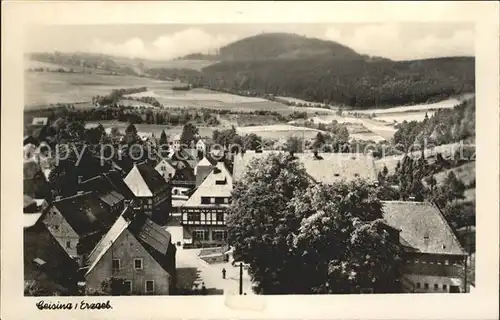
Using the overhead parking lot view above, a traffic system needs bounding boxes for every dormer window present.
[215,177,227,185]
[334,173,340,177]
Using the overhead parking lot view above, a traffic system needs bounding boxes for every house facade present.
[42,192,122,260]
[83,210,176,295]
[382,201,468,293]
[181,162,232,247]
[124,161,172,225]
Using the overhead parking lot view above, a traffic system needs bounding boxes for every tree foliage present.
[227,153,402,294]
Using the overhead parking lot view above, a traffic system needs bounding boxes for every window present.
[210,197,215,204]
[442,284,447,291]
[216,212,224,222]
[148,199,152,205]
[415,259,419,263]
[112,259,120,271]
[66,241,71,249]
[434,284,438,290]
[134,258,143,270]
[224,198,229,204]
[424,283,429,289]
[187,213,201,222]
[444,260,449,265]
[212,230,227,241]
[145,280,154,294]
[416,282,421,289]
[193,230,207,241]
[124,280,132,294]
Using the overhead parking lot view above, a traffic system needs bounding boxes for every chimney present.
[55,196,62,201]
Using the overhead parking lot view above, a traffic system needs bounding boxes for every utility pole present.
[239,262,243,295]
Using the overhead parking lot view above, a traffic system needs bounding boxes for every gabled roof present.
[155,158,177,178]
[85,209,174,277]
[196,156,212,168]
[24,222,80,295]
[124,162,168,197]
[52,192,119,237]
[24,213,44,228]
[381,201,466,256]
[233,151,377,184]
[183,162,233,208]
[80,173,129,204]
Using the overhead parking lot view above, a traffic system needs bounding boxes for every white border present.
[2,1,499,319]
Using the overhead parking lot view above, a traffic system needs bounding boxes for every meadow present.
[237,124,326,139]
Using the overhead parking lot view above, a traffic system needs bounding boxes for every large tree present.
[227,153,403,294]
[180,123,199,146]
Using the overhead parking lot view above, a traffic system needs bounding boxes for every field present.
[237,124,326,139]
[25,71,172,108]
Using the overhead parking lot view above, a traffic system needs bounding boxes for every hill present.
[177,33,363,61]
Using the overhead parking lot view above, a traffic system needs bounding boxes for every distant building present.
[82,209,176,295]
[24,213,80,296]
[181,162,232,247]
[23,160,51,200]
[32,117,48,126]
[172,134,181,151]
[233,151,378,185]
[124,161,172,225]
[382,201,468,293]
[196,139,207,153]
[155,159,177,182]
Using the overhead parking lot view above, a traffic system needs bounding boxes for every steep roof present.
[85,210,174,277]
[381,201,466,256]
[183,162,233,207]
[233,151,377,184]
[53,192,119,237]
[24,222,80,295]
[124,162,168,197]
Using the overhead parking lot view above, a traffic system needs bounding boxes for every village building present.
[82,209,177,295]
[382,201,468,293]
[32,117,49,126]
[181,162,233,247]
[24,159,51,200]
[79,172,131,216]
[42,191,122,262]
[124,161,172,225]
[24,212,81,296]
[171,134,181,150]
[233,151,378,185]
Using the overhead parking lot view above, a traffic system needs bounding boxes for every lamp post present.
[239,262,243,295]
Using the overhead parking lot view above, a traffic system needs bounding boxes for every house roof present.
[24,222,80,295]
[124,162,168,197]
[196,157,212,168]
[24,213,44,228]
[52,192,120,237]
[79,174,128,205]
[24,195,36,208]
[233,151,377,184]
[155,159,177,178]
[183,162,233,208]
[381,201,466,256]
[85,209,174,277]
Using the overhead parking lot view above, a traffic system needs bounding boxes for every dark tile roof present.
[53,192,120,237]
[85,210,175,277]
[125,162,168,197]
[382,201,466,256]
[128,213,176,276]
[24,222,80,295]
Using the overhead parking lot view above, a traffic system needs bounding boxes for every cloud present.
[323,24,474,60]
[89,28,238,60]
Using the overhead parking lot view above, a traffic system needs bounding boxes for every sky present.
[24,23,475,61]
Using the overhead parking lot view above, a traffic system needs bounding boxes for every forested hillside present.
[190,56,474,109]
[394,98,475,150]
